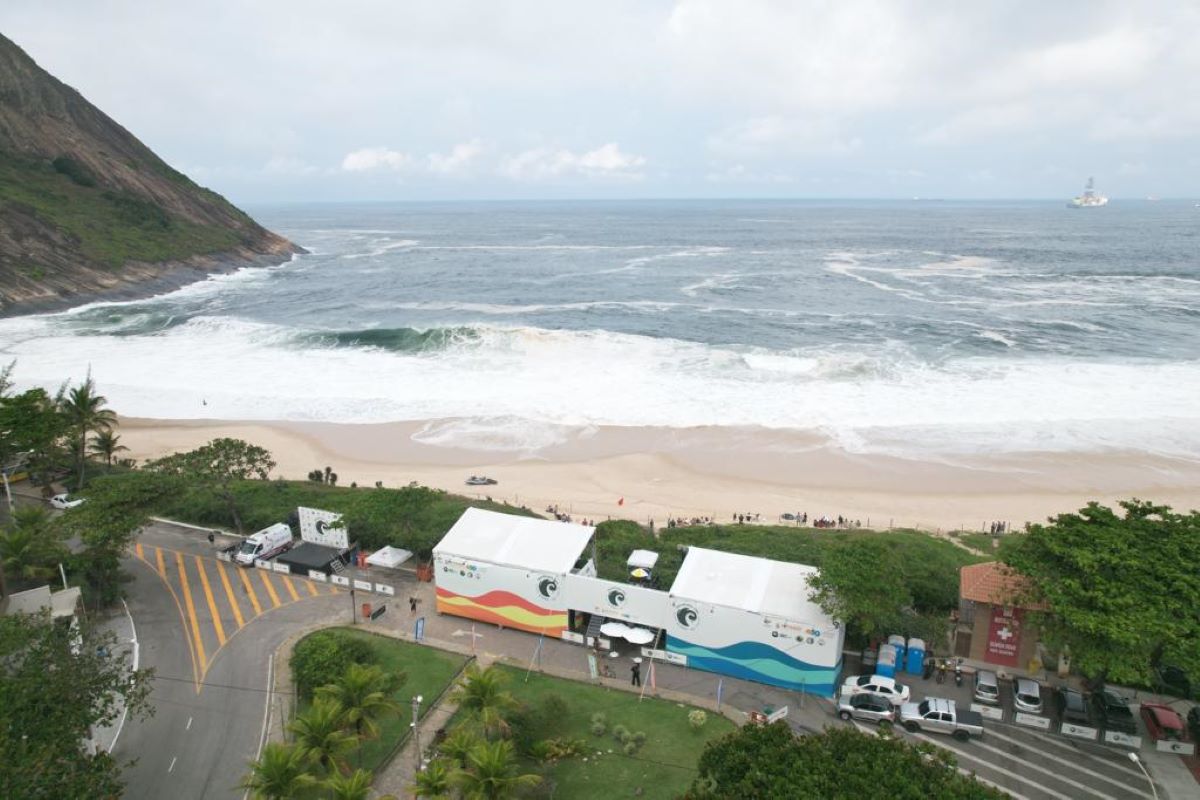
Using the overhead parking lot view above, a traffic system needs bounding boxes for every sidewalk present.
[90,599,139,755]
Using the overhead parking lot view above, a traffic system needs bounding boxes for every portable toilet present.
[888,634,906,667]
[876,644,897,679]
[906,638,926,675]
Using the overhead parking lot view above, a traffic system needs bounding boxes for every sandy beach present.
[115,416,1200,532]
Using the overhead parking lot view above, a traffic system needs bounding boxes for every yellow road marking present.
[175,552,208,672]
[328,583,341,594]
[135,542,144,560]
[237,566,263,616]
[305,580,320,597]
[214,560,245,629]
[156,547,167,579]
[194,557,227,647]
[281,575,301,602]
[258,570,282,608]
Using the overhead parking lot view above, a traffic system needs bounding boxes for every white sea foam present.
[3,312,1199,460]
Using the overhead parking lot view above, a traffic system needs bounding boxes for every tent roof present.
[366,546,412,569]
[626,549,659,569]
[434,507,594,574]
[669,546,826,622]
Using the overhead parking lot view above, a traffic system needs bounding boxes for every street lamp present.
[1128,752,1158,800]
[411,694,424,771]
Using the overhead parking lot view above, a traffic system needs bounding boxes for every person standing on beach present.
[631,662,641,687]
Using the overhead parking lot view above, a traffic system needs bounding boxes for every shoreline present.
[115,416,1200,532]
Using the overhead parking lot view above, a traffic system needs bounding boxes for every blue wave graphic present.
[667,635,841,696]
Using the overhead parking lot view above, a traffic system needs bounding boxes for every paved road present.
[114,523,350,799]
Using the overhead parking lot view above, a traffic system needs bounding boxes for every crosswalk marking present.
[155,546,167,579]
[281,575,301,602]
[135,542,144,560]
[175,552,208,671]
[193,556,227,647]
[237,565,263,615]
[258,569,282,608]
[306,580,320,597]
[213,559,246,629]
[907,731,1076,800]
[985,727,1149,797]
[969,738,1122,800]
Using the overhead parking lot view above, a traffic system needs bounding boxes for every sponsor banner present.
[353,579,373,591]
[254,559,271,570]
[1103,731,1142,748]
[370,604,387,620]
[374,583,395,596]
[640,647,688,665]
[561,631,585,644]
[297,506,349,549]
[272,562,290,574]
[331,574,350,587]
[415,617,425,641]
[1156,739,1196,755]
[767,706,789,723]
[1014,712,1051,730]
[984,606,1022,667]
[1060,722,1099,740]
[308,570,328,582]
[587,653,599,680]
[971,704,1004,720]
[559,574,670,624]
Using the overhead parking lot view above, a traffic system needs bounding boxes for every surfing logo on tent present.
[676,604,699,630]
[607,588,626,608]
[537,575,559,600]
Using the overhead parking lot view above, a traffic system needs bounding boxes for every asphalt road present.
[114,523,350,799]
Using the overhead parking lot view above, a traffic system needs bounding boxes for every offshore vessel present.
[1068,177,1108,208]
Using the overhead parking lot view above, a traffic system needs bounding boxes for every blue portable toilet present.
[876,644,897,679]
[888,634,906,667]
[906,638,926,675]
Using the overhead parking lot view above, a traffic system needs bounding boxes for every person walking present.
[631,662,641,687]
[409,596,419,614]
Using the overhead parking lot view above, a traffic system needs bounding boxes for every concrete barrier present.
[1014,712,1051,730]
[1060,722,1099,741]
[308,570,328,582]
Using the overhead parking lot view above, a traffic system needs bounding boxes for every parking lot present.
[840,659,1165,799]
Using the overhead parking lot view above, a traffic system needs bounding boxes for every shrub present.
[52,155,96,187]
[688,710,708,731]
[590,712,607,726]
[530,737,587,762]
[612,724,631,743]
[590,721,607,737]
[632,731,647,746]
[623,741,638,755]
[290,630,376,699]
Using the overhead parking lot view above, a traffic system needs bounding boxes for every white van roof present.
[249,523,292,541]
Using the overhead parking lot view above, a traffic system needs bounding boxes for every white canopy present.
[434,507,595,575]
[626,549,659,569]
[600,621,630,637]
[365,546,413,569]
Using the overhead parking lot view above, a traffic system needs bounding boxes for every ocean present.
[2,199,1198,461]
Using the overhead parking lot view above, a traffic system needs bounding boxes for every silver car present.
[973,670,1001,705]
[1013,678,1043,714]
[837,692,897,725]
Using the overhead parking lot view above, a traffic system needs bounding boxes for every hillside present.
[0,34,301,315]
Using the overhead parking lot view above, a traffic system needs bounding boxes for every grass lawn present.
[479,665,736,800]
[294,628,468,772]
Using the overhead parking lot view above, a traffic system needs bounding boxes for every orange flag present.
[618,497,624,506]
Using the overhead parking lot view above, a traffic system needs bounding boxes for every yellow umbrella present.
[630,568,649,579]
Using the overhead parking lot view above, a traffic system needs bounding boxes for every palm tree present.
[410,757,454,799]
[315,662,404,741]
[88,429,128,469]
[449,664,520,740]
[239,742,318,800]
[452,739,541,800]
[1,509,65,587]
[288,698,356,776]
[323,768,384,800]
[60,376,116,490]
[439,727,483,768]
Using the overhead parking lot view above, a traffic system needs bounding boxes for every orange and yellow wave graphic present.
[436,587,567,635]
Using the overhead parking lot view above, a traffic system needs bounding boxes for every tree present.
[0,610,154,799]
[0,387,70,499]
[316,662,404,741]
[88,428,129,468]
[410,757,455,799]
[1002,499,1200,685]
[147,437,276,533]
[807,538,911,644]
[451,739,541,800]
[239,742,318,800]
[0,514,67,588]
[291,629,376,700]
[288,698,356,776]
[60,376,117,490]
[687,722,1005,799]
[323,767,386,800]
[440,727,484,767]
[450,664,521,740]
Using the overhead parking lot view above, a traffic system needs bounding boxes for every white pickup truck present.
[899,698,985,741]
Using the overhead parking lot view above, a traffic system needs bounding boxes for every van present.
[973,670,1001,705]
[235,523,294,566]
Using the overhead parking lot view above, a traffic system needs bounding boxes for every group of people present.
[988,520,1011,535]
[665,516,712,528]
[545,504,597,526]
[811,515,862,529]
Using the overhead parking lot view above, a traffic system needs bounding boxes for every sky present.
[2,1,1198,202]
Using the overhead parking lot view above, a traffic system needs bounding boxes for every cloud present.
[263,155,320,176]
[427,139,485,175]
[709,116,862,158]
[704,164,793,184]
[499,143,646,181]
[341,147,413,172]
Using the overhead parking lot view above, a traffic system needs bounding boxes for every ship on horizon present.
[1068,177,1108,208]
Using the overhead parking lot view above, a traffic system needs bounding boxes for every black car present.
[1053,687,1094,727]
[1092,690,1137,734]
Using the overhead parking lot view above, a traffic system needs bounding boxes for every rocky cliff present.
[0,33,301,315]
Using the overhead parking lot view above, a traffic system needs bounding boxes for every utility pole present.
[411,694,424,771]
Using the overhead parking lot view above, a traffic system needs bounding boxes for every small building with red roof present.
[956,561,1047,670]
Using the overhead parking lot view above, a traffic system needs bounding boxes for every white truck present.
[234,523,294,566]
[899,698,985,741]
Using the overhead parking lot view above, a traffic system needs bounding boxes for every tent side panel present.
[434,556,568,636]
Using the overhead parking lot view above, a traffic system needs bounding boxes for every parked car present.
[1092,689,1137,734]
[973,670,1001,705]
[1053,687,1095,727]
[837,692,897,725]
[840,674,911,706]
[1154,665,1193,700]
[1140,703,1188,742]
[1012,678,1043,714]
[50,493,85,510]
[899,698,984,741]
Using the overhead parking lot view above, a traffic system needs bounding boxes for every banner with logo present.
[985,606,1022,666]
